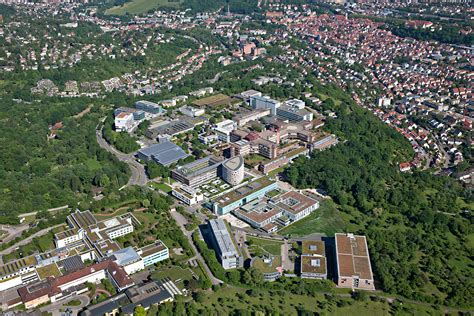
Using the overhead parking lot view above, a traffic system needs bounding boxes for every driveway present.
[0,224,64,256]
[170,209,223,285]
[40,294,90,316]
[95,123,148,187]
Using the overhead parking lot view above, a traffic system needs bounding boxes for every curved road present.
[170,209,223,285]
[0,224,64,257]
[40,294,90,315]
[95,123,148,187]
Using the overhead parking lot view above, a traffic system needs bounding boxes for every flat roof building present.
[171,156,223,188]
[138,241,169,267]
[171,185,204,206]
[277,104,313,122]
[135,100,163,114]
[221,155,244,186]
[136,141,189,166]
[271,191,319,221]
[208,219,243,269]
[300,240,327,280]
[233,200,283,231]
[335,233,375,290]
[212,177,278,215]
[250,96,280,115]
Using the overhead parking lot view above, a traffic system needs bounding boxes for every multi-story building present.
[232,140,251,156]
[18,260,134,309]
[114,112,134,132]
[211,177,278,215]
[335,233,375,290]
[135,100,163,114]
[138,241,169,267]
[258,156,289,175]
[214,119,236,143]
[233,200,283,233]
[250,96,280,115]
[109,247,144,275]
[54,228,86,248]
[221,156,244,186]
[180,106,205,117]
[300,240,327,279]
[114,107,145,121]
[277,105,313,122]
[136,141,189,166]
[311,135,339,151]
[171,185,204,206]
[208,219,243,269]
[171,156,223,188]
[235,109,270,127]
[0,256,38,292]
[239,89,262,102]
[271,191,319,221]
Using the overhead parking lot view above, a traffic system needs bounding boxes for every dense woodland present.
[390,24,473,46]
[286,84,473,307]
[0,98,130,224]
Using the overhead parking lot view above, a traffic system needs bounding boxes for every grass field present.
[85,159,102,171]
[192,94,233,107]
[149,182,172,193]
[279,200,346,237]
[152,265,194,289]
[105,0,182,16]
[197,285,447,315]
[247,236,283,256]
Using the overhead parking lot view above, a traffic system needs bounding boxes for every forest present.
[0,98,130,224]
[390,24,473,46]
[285,84,473,307]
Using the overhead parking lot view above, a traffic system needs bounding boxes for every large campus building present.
[208,219,243,270]
[250,95,280,115]
[171,156,223,188]
[18,260,134,309]
[335,233,375,290]
[232,190,319,233]
[300,240,327,279]
[0,209,171,309]
[135,100,163,114]
[211,177,278,215]
[221,155,244,186]
[136,141,189,166]
[171,185,204,206]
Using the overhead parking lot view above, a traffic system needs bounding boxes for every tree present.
[134,305,147,316]
[352,290,368,301]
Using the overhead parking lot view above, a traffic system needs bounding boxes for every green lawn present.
[279,200,346,237]
[85,159,102,171]
[105,0,182,15]
[196,285,447,315]
[247,236,283,256]
[152,265,194,289]
[149,182,172,193]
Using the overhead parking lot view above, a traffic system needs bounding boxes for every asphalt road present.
[95,124,148,187]
[0,224,64,257]
[40,294,90,316]
[170,209,223,286]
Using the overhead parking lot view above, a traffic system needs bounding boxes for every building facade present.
[208,219,243,270]
[335,233,375,290]
[138,241,169,267]
[221,156,244,186]
[171,186,204,206]
[250,96,280,115]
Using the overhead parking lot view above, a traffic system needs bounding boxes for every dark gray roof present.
[137,141,189,166]
[122,281,173,314]
[79,293,129,316]
[58,255,84,274]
